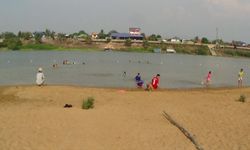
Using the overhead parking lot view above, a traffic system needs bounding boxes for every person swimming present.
[122,71,127,78]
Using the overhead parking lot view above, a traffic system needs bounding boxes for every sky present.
[0,0,249,43]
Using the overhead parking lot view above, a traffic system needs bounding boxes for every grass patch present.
[120,47,153,53]
[82,97,95,109]
[221,49,250,58]
[237,94,246,103]
[21,43,60,50]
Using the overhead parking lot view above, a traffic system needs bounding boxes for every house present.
[91,32,98,39]
[170,37,181,43]
[111,33,143,40]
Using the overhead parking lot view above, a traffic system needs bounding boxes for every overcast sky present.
[0,0,249,42]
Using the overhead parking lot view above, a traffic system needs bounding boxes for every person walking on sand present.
[36,67,45,86]
[238,68,244,87]
[146,74,160,90]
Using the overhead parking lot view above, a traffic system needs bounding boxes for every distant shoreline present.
[0,84,247,91]
[1,41,250,58]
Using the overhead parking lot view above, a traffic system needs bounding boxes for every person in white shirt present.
[36,67,45,86]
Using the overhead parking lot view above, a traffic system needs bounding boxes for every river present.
[0,50,249,88]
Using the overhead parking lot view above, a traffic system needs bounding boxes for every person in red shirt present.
[152,74,160,89]
[146,74,160,90]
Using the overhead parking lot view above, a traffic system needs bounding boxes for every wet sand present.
[0,86,249,150]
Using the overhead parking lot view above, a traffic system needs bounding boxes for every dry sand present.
[0,86,249,150]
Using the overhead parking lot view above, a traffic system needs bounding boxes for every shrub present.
[21,43,59,50]
[196,47,209,55]
[238,94,246,103]
[106,38,111,43]
[5,38,22,50]
[124,39,132,47]
[82,97,95,109]
[143,40,149,49]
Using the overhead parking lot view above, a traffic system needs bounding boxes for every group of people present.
[202,68,244,87]
[135,73,160,90]
[134,68,245,90]
[36,66,245,89]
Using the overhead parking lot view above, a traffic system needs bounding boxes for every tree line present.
[0,29,223,50]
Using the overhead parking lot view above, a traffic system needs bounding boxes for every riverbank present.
[1,38,250,58]
[0,85,249,150]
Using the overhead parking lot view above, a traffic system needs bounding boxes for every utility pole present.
[216,27,219,49]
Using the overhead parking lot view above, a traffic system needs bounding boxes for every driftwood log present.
[163,111,204,150]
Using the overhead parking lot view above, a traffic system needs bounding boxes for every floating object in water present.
[153,48,161,53]
[166,49,176,53]
[30,59,33,63]
[52,64,58,68]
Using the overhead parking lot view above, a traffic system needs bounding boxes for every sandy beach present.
[0,85,250,150]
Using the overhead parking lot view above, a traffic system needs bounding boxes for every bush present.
[143,40,149,49]
[5,38,22,50]
[82,97,95,109]
[124,39,132,47]
[196,47,209,55]
[21,43,59,50]
[238,94,246,103]
[106,38,111,43]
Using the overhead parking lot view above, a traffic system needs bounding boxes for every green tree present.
[4,38,22,50]
[98,29,107,39]
[143,39,149,49]
[33,32,43,43]
[148,34,158,41]
[18,31,32,40]
[201,37,209,44]
[125,39,132,47]
[194,36,199,43]
[78,30,87,35]
[156,34,162,39]
[85,35,92,44]
[57,33,66,42]
[2,32,16,39]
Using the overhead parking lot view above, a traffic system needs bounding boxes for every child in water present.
[238,68,244,87]
[205,71,212,87]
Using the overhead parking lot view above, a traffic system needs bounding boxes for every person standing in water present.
[205,71,212,87]
[146,74,160,90]
[36,67,45,86]
[135,73,144,88]
[238,68,244,87]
